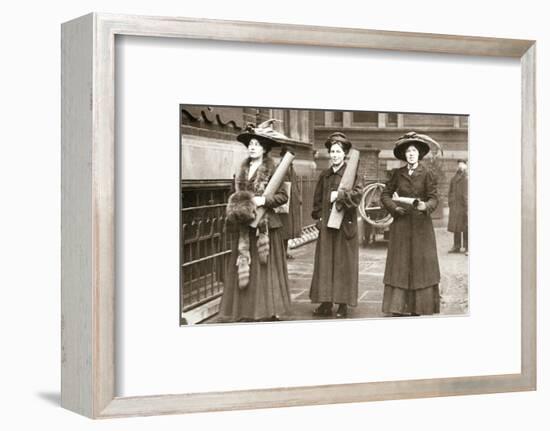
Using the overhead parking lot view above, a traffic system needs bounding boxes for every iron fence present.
[180,174,320,316]
[180,181,233,316]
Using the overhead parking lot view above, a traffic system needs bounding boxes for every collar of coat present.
[236,156,276,195]
[398,162,426,177]
[321,162,347,178]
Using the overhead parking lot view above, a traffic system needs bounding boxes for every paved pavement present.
[207,217,468,323]
[285,223,469,321]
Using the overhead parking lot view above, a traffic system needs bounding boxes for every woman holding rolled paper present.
[309,132,362,318]
[381,132,441,316]
[218,122,292,322]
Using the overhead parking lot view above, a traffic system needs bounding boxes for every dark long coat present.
[381,164,441,290]
[309,164,362,306]
[447,170,468,233]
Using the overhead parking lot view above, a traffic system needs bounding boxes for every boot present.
[335,304,348,318]
[313,302,333,317]
[449,232,461,253]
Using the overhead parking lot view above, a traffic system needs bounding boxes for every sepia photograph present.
[180,105,469,325]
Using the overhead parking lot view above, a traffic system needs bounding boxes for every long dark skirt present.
[309,225,359,307]
[382,284,440,315]
[218,227,291,322]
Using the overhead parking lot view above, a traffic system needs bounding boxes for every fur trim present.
[226,191,256,225]
[256,230,270,264]
[230,157,275,271]
[235,156,276,195]
[236,254,250,289]
[236,226,251,289]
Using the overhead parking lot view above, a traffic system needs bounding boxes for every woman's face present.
[248,138,265,160]
[329,144,346,166]
[405,145,419,165]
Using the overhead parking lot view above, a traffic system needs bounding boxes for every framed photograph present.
[61,13,536,419]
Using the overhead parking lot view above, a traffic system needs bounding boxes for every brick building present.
[313,110,469,208]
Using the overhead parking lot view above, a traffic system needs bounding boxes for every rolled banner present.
[392,196,419,209]
[250,151,295,228]
[327,149,360,229]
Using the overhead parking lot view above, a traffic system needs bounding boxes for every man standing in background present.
[447,159,468,256]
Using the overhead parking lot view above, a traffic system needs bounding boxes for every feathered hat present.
[237,119,287,150]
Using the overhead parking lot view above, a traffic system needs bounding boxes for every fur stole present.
[226,191,256,226]
[226,157,275,289]
[235,156,276,195]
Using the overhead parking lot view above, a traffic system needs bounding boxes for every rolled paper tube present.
[392,196,419,208]
[250,151,295,228]
[327,149,360,229]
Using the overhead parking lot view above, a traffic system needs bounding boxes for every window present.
[353,111,378,125]
[314,110,325,126]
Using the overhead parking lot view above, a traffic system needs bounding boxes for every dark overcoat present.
[309,164,362,306]
[381,164,441,290]
[447,170,468,233]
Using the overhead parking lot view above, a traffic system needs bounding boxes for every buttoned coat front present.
[381,164,441,290]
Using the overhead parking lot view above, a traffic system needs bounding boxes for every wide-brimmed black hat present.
[393,131,439,161]
[324,132,352,153]
[237,119,287,150]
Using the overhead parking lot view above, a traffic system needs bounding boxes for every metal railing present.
[180,175,320,315]
[180,182,233,315]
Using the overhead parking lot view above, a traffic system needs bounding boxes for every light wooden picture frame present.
[61,12,536,419]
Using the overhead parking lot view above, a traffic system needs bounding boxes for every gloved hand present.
[416,201,427,212]
[394,206,408,216]
[330,191,338,203]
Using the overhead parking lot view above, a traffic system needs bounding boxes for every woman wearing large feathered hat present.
[218,120,292,322]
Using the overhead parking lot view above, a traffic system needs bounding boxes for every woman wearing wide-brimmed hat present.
[380,131,441,316]
[309,132,363,318]
[218,120,291,322]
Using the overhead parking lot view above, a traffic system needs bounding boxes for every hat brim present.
[393,139,431,161]
[237,132,280,149]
